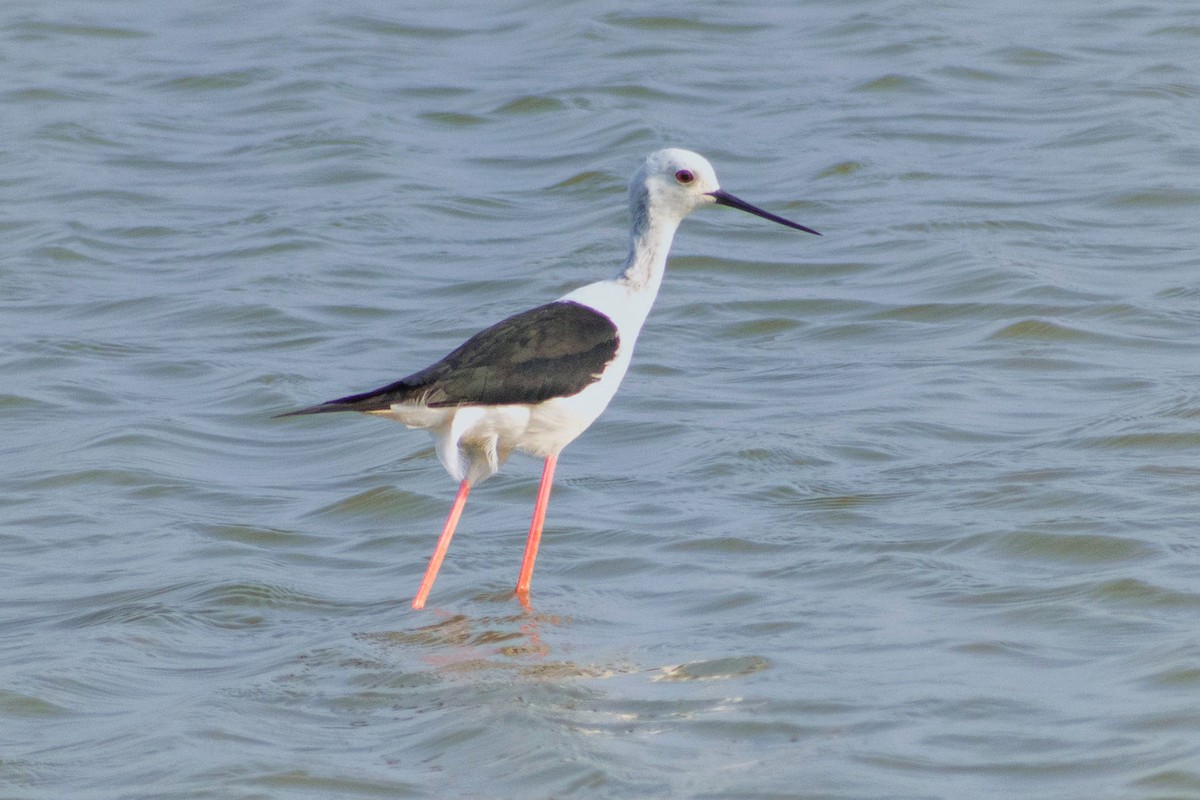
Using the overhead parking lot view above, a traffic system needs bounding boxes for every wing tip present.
[275,385,409,418]
[273,402,347,418]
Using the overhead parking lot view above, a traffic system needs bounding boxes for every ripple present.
[986,318,1097,342]
[656,656,769,682]
[1104,187,1200,208]
[0,689,71,718]
[987,531,1155,563]
[154,69,277,92]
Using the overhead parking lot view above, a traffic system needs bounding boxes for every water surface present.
[3,1,1200,797]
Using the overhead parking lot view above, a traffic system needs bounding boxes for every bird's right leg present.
[515,453,558,599]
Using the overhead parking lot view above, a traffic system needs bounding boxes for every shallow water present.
[4,1,1200,797]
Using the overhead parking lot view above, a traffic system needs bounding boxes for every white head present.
[633,148,722,220]
[631,148,820,234]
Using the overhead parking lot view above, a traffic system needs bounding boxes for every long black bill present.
[708,189,820,236]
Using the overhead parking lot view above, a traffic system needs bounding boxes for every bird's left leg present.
[412,478,471,609]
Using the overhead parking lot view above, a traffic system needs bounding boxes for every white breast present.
[371,279,651,486]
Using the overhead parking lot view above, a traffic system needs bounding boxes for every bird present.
[279,148,819,609]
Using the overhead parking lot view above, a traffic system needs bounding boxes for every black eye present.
[675,169,695,184]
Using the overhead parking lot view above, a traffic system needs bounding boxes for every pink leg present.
[516,454,558,598]
[412,479,471,610]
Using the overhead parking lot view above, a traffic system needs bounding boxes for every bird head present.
[634,148,820,235]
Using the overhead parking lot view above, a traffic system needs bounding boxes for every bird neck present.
[616,192,681,298]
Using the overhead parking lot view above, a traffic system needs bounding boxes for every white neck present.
[616,189,681,300]
[557,181,684,339]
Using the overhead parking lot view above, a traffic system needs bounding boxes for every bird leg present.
[516,454,557,598]
[411,478,471,609]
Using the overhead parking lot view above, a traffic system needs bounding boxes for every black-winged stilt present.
[280,149,819,609]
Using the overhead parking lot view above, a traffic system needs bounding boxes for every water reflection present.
[357,608,628,679]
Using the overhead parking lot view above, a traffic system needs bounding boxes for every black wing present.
[280,300,620,415]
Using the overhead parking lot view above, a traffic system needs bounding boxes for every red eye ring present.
[675,169,695,184]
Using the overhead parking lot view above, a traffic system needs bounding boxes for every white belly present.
[371,348,632,484]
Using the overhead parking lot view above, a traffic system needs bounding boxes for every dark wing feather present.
[278,301,620,416]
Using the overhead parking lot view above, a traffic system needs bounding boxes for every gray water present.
[4,1,1200,798]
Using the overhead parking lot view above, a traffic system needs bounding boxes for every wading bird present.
[279,149,819,608]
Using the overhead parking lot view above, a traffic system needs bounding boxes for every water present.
[4,0,1200,797]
